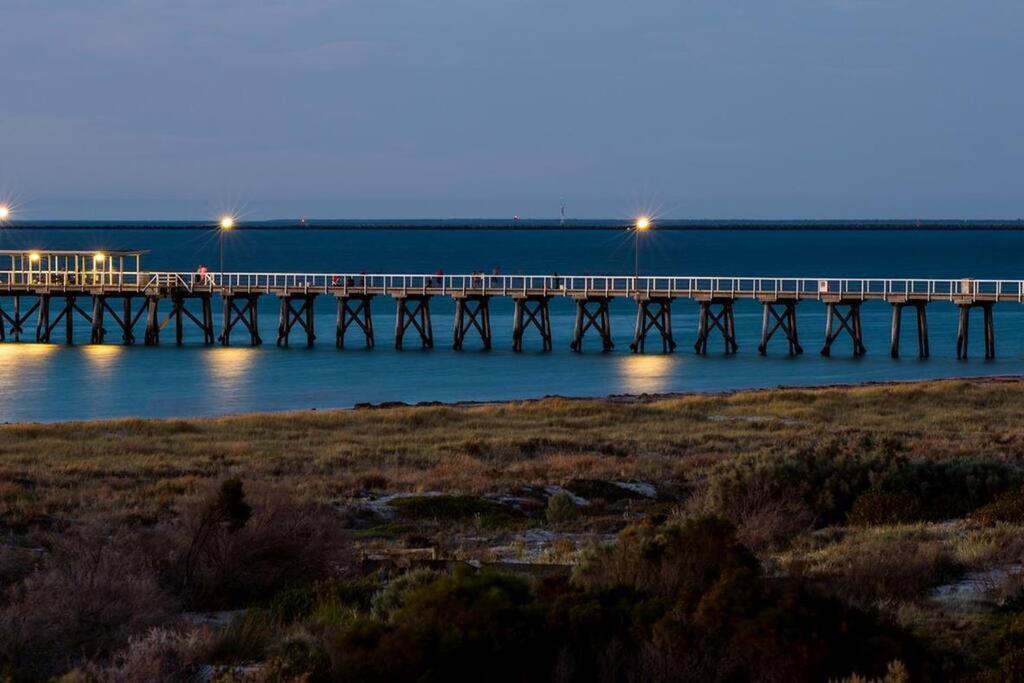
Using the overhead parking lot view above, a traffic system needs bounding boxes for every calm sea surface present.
[1,226,1022,422]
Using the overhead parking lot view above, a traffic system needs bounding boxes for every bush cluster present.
[702,444,1021,536]
[0,479,346,679]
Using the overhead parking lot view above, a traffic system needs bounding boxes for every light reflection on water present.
[616,354,678,395]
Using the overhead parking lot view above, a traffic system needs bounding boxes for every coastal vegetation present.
[3,378,1024,679]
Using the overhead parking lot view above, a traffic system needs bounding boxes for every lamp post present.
[219,215,235,284]
[633,216,651,291]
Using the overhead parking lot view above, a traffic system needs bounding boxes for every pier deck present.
[0,260,1018,357]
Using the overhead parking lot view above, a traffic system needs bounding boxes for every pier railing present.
[1,270,1023,302]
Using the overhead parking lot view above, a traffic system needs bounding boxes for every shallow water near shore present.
[1,226,1023,422]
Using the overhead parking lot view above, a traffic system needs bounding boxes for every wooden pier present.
[1,250,1022,358]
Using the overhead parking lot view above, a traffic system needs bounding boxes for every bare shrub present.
[170,479,349,609]
[805,528,959,605]
[0,524,175,677]
[84,627,209,682]
[691,475,815,551]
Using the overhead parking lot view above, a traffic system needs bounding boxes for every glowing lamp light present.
[219,216,235,230]
[635,216,651,231]
[94,252,106,264]
[0,205,9,221]
[28,252,40,263]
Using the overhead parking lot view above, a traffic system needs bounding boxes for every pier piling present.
[452,295,492,351]
[630,297,676,353]
[956,302,995,360]
[889,302,929,359]
[168,294,215,346]
[512,295,552,352]
[394,295,433,350]
[220,294,262,346]
[570,297,614,352]
[336,294,374,349]
[757,299,802,355]
[694,299,738,355]
[821,301,866,357]
[277,294,317,348]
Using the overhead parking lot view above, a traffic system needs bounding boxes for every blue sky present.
[0,0,1021,220]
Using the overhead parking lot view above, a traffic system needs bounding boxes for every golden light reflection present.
[204,346,256,387]
[616,353,675,395]
[28,252,40,262]
[81,344,123,375]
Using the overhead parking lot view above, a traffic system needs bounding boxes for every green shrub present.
[546,491,580,524]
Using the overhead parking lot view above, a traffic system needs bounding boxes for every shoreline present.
[3,373,1021,427]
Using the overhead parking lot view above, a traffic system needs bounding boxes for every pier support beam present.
[90,296,107,344]
[167,294,215,346]
[0,296,39,342]
[336,294,374,349]
[630,297,676,353]
[821,301,866,357]
[512,295,552,352]
[757,299,802,356]
[452,295,491,351]
[570,297,614,352]
[956,302,995,360]
[36,295,92,345]
[694,298,738,355]
[889,301,929,359]
[277,294,317,348]
[95,296,147,345]
[394,295,433,350]
[220,294,262,346]
[144,296,161,346]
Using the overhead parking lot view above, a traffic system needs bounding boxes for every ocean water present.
[0,226,1022,422]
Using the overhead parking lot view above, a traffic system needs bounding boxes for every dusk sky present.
[1,1,1021,220]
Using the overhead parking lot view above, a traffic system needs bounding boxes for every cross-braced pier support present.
[394,295,433,350]
[452,295,492,351]
[336,294,374,349]
[630,297,676,353]
[694,298,738,355]
[956,302,995,360]
[89,295,147,345]
[821,301,866,357]
[277,294,317,347]
[889,301,929,359]
[36,294,93,345]
[0,296,40,342]
[757,299,802,356]
[165,294,215,346]
[219,294,263,346]
[570,297,614,352]
[512,295,552,352]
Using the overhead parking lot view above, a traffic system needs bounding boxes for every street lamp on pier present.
[632,215,651,291]
[219,215,235,284]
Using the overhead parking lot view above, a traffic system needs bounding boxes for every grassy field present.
[4,377,1024,680]
[3,377,1024,530]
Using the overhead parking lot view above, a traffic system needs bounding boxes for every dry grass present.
[4,378,1024,531]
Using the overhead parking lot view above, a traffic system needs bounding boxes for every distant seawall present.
[6,219,1024,231]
